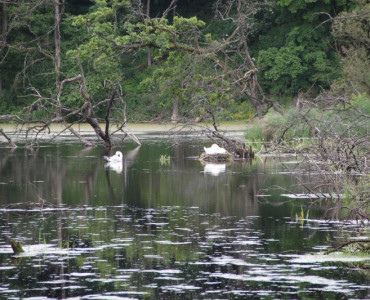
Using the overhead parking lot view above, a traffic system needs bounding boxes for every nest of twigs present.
[199,152,233,162]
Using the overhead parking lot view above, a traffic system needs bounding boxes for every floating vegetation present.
[160,154,171,165]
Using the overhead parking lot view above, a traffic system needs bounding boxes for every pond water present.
[0,131,369,299]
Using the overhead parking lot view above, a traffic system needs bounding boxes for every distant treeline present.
[0,0,368,121]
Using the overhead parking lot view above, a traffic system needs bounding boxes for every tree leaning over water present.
[0,0,140,150]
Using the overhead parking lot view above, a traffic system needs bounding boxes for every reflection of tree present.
[81,148,100,206]
[123,146,141,189]
[0,146,16,174]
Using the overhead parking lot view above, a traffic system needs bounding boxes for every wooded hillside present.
[0,0,368,122]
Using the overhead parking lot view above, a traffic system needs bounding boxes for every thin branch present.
[326,239,370,255]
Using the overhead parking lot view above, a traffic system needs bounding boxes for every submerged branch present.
[326,239,370,255]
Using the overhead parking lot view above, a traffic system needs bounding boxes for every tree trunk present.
[0,3,7,96]
[77,78,113,151]
[146,0,152,67]
[1,3,7,40]
[54,0,62,117]
[171,99,179,123]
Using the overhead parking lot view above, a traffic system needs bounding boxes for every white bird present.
[204,144,227,155]
[103,151,123,163]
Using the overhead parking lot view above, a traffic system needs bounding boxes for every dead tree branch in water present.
[326,239,370,254]
[270,93,369,225]
[0,73,140,149]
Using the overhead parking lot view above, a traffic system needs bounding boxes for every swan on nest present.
[203,144,227,155]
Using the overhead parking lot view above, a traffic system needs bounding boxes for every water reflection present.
[202,162,226,176]
[0,205,368,299]
[105,161,123,173]
[0,137,368,299]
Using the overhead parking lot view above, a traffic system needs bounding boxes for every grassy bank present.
[245,94,370,147]
[243,95,369,244]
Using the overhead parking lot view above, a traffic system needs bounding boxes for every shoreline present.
[0,122,247,133]
[0,122,247,144]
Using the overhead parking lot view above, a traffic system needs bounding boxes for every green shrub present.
[218,101,255,121]
[351,94,370,116]
[245,122,264,142]
[245,107,317,143]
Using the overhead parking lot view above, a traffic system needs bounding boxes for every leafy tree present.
[64,0,125,110]
[0,0,57,112]
[331,0,370,97]
[0,0,134,150]
[256,0,350,98]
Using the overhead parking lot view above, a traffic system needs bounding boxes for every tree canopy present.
[0,0,368,123]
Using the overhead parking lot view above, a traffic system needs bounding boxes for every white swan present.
[203,144,227,155]
[103,151,123,163]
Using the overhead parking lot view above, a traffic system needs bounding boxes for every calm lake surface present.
[0,129,369,299]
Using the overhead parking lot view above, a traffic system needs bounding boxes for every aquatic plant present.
[295,206,310,226]
[10,239,24,254]
[160,155,171,165]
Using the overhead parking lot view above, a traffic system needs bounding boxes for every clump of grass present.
[245,122,264,142]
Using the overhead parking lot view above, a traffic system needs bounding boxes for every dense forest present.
[0,0,368,123]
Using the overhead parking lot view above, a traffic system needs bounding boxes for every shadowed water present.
[0,133,368,299]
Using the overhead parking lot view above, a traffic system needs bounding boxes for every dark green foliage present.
[331,0,370,97]
[0,1,57,117]
[255,0,350,98]
[0,0,367,120]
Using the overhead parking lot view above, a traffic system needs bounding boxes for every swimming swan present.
[103,151,123,163]
[203,144,227,155]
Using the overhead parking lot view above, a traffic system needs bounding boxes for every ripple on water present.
[0,204,368,299]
